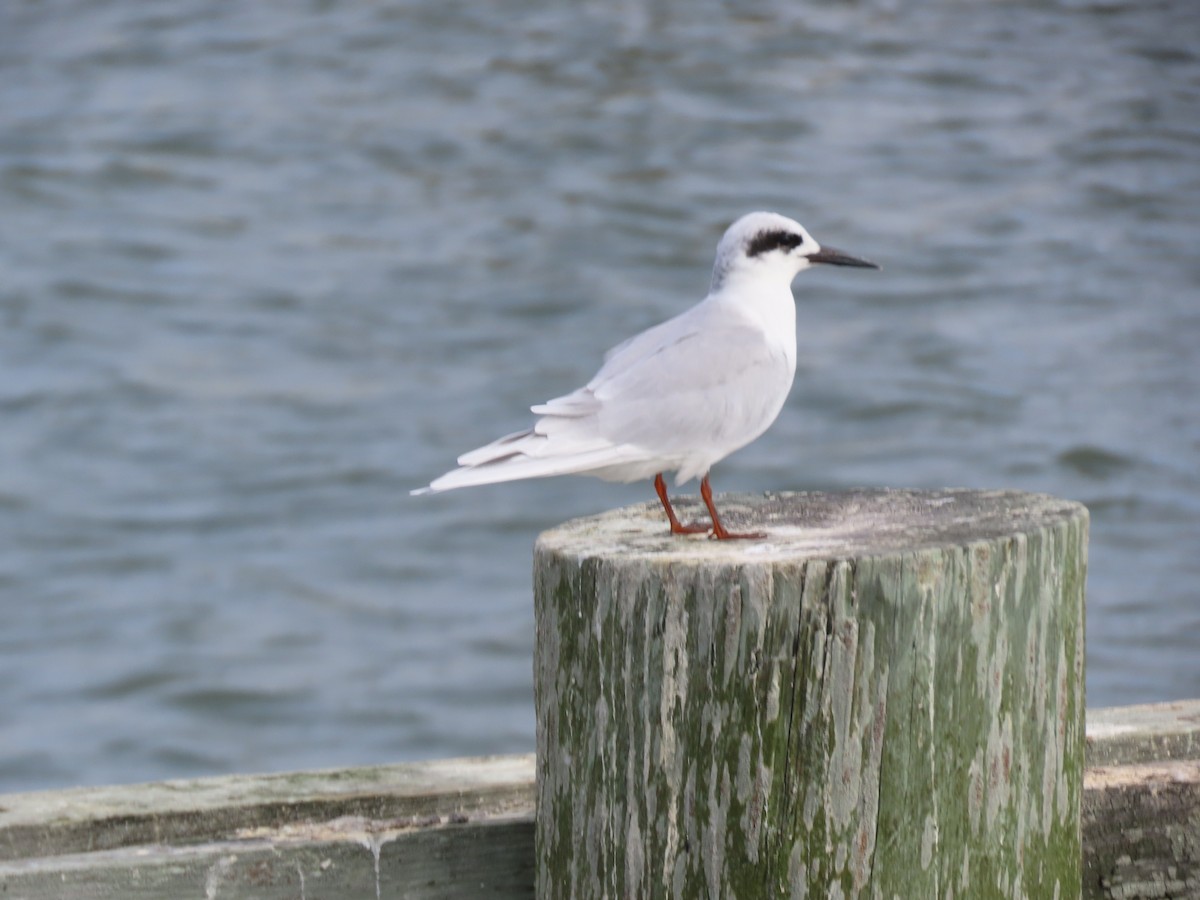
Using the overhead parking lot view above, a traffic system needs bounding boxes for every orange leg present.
[653,473,709,535]
[699,474,766,541]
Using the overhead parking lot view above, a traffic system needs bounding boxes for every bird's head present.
[711,211,878,291]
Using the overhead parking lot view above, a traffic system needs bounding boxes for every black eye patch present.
[746,229,804,257]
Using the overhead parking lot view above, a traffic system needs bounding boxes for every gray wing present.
[535,303,792,456]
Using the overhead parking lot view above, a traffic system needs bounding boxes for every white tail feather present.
[456,428,535,467]
[412,444,644,494]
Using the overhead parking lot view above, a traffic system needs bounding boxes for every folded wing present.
[413,301,789,492]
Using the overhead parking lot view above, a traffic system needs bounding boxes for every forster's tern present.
[413,212,878,539]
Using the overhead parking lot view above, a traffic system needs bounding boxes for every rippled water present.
[1,0,1197,791]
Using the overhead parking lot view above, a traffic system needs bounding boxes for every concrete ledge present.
[0,706,1196,898]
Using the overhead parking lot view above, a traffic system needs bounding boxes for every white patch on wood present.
[204,854,237,899]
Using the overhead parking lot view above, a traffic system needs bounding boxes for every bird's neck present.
[709,275,797,344]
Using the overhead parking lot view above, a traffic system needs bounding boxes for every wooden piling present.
[533,489,1089,899]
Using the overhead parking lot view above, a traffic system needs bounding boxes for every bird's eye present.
[747,230,804,257]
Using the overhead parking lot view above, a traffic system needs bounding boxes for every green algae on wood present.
[533,489,1088,899]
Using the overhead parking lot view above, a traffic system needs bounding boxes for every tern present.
[413,212,878,539]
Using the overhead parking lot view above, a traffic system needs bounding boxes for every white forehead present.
[719,212,811,255]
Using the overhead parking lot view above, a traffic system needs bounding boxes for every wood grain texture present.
[1081,701,1200,896]
[0,754,534,861]
[1082,760,1200,899]
[534,489,1089,899]
[1,704,1199,897]
[1086,700,1200,768]
[0,816,536,900]
[0,755,536,900]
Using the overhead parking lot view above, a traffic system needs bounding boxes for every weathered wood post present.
[533,489,1088,899]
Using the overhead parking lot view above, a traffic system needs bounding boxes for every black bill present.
[808,245,880,269]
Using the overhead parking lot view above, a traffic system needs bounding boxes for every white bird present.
[413,212,878,540]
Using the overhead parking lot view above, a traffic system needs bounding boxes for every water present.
[0,0,1197,793]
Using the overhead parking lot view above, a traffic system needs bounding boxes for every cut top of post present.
[536,488,1087,563]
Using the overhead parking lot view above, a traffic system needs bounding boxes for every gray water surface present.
[1,0,1197,791]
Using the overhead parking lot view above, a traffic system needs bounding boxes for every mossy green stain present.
[535,498,1086,899]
